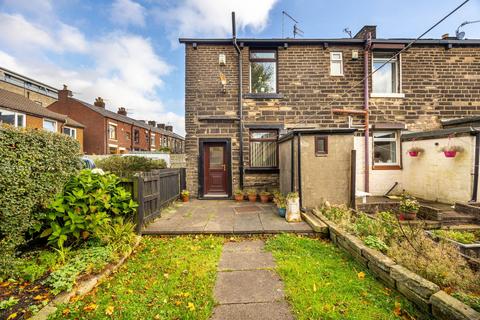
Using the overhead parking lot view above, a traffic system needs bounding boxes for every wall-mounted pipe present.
[364,32,372,193]
[232,12,244,189]
[471,132,480,202]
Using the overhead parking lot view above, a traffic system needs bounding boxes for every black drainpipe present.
[471,131,480,202]
[297,132,303,210]
[232,12,244,189]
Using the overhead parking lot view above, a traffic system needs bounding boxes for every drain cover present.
[233,205,261,214]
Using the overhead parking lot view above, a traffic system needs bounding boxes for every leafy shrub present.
[433,230,477,244]
[45,245,112,294]
[42,169,138,247]
[94,218,137,257]
[363,235,389,252]
[0,126,80,269]
[318,204,353,226]
[95,156,167,175]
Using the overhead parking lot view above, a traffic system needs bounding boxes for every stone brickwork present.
[184,42,480,196]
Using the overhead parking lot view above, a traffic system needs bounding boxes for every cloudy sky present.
[1,0,479,135]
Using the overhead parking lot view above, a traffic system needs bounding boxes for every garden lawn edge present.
[313,209,480,320]
[29,237,142,320]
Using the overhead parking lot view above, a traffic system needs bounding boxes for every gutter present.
[232,12,244,189]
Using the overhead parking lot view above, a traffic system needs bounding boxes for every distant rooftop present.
[0,67,58,99]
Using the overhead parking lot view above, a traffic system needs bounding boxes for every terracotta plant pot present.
[408,151,419,157]
[400,212,416,220]
[248,194,257,202]
[260,195,269,203]
[234,194,244,202]
[182,196,189,202]
[444,150,457,158]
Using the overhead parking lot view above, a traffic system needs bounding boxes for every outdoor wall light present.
[219,54,226,66]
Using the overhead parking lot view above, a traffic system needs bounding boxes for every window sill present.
[372,165,402,170]
[245,168,279,174]
[244,93,284,100]
[370,93,405,98]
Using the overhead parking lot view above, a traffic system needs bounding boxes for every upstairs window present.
[372,52,400,94]
[151,133,155,147]
[134,129,140,144]
[373,131,399,166]
[250,50,277,94]
[108,123,117,140]
[330,52,343,76]
[63,127,76,138]
[249,129,278,168]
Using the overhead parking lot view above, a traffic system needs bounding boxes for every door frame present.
[198,138,232,199]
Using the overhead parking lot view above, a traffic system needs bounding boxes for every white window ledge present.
[370,92,405,98]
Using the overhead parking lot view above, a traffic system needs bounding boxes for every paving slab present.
[222,240,265,252]
[218,251,275,271]
[233,213,263,232]
[211,301,294,320]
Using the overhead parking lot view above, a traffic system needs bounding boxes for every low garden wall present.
[314,211,480,320]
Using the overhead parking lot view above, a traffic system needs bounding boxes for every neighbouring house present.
[180,21,480,206]
[0,67,58,107]
[0,88,84,151]
[48,86,185,155]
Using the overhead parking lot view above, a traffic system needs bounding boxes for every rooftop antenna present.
[456,19,480,39]
[343,28,353,38]
[282,11,303,38]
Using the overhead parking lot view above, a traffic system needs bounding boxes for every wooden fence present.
[120,168,186,234]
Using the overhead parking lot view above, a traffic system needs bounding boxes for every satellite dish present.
[456,31,465,40]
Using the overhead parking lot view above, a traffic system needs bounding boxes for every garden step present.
[442,224,480,231]
[441,211,477,224]
[301,211,329,235]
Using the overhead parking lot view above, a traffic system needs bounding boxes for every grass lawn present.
[50,236,224,320]
[266,234,422,320]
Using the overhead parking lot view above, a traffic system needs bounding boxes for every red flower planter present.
[408,151,419,157]
[444,150,457,158]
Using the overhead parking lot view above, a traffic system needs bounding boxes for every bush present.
[95,156,167,175]
[0,126,80,267]
[95,218,137,257]
[432,230,477,244]
[42,169,138,247]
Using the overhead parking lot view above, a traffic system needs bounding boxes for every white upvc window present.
[43,119,57,132]
[63,126,76,138]
[372,52,401,94]
[373,131,400,166]
[108,122,117,140]
[330,52,343,76]
[151,133,156,147]
[0,108,26,127]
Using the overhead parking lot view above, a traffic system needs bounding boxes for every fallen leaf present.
[7,313,17,320]
[33,294,47,300]
[105,305,114,315]
[394,301,401,316]
[175,300,182,306]
[62,308,70,316]
[83,303,98,312]
[357,272,365,280]
[313,283,317,292]
[187,302,195,311]
[163,273,169,279]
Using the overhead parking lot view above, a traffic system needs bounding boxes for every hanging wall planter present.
[440,146,463,158]
[443,150,457,158]
[406,140,423,158]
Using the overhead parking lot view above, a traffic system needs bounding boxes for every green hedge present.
[95,155,167,175]
[0,126,80,261]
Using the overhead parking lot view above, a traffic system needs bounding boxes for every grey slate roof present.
[74,99,184,140]
[0,88,84,128]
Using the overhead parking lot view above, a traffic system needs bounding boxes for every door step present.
[301,211,329,236]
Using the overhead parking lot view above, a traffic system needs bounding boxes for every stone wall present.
[315,211,480,320]
[184,42,480,197]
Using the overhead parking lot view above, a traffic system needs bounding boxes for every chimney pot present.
[157,123,165,129]
[148,120,156,127]
[94,97,105,108]
[117,107,127,116]
[442,33,449,39]
[165,125,173,132]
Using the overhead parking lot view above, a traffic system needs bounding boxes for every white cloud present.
[111,0,146,28]
[0,13,56,50]
[1,0,53,16]
[156,0,278,39]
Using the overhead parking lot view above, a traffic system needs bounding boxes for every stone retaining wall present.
[314,211,480,320]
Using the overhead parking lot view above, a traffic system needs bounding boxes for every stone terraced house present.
[180,24,480,204]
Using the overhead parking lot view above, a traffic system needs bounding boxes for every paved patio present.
[142,199,313,235]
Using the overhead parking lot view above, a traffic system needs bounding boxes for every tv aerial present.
[456,20,480,39]
[282,11,304,38]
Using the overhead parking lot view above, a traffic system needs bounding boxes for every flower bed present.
[313,205,480,319]
[428,230,480,263]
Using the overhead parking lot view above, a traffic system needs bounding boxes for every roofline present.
[440,116,480,126]
[179,38,480,46]
[401,127,480,141]
[0,66,59,92]
[0,103,67,123]
[279,128,357,143]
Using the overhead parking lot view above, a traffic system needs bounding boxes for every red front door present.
[204,143,227,195]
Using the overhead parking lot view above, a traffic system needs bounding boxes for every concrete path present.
[211,240,294,320]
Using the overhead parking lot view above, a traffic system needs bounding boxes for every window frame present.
[372,130,401,169]
[108,122,117,140]
[151,133,156,147]
[248,129,279,169]
[0,108,26,127]
[43,118,57,132]
[249,49,278,94]
[330,52,344,76]
[63,126,76,139]
[315,135,329,156]
[372,52,402,95]
[133,129,140,144]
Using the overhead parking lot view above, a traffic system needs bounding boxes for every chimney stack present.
[165,125,173,132]
[117,107,127,116]
[94,97,105,108]
[58,84,72,101]
[354,25,377,39]
[148,120,156,127]
[157,123,165,129]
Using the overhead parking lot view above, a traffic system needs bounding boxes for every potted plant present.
[234,189,244,202]
[181,190,190,202]
[399,195,419,220]
[276,195,287,218]
[407,146,424,157]
[259,191,270,203]
[246,189,257,202]
[440,145,463,158]
[286,192,302,222]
